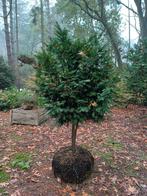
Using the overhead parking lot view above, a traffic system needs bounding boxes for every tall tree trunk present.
[134,0,147,40]
[40,0,45,47]
[71,122,78,152]
[102,20,123,68]
[2,0,13,66]
[46,0,52,39]
[14,0,21,88]
[9,0,16,72]
[15,0,19,56]
[142,19,147,39]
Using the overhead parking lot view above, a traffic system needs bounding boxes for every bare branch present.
[144,0,147,18]
[0,0,12,18]
[70,0,102,21]
[115,0,138,15]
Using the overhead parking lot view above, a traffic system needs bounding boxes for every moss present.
[0,188,8,195]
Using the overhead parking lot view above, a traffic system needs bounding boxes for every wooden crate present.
[10,108,49,126]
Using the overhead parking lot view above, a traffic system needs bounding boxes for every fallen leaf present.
[82,191,89,196]
[11,190,21,196]
[70,192,76,196]
[127,186,138,195]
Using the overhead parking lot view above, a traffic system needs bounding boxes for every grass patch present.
[104,138,124,150]
[11,133,22,142]
[100,152,113,165]
[139,152,147,161]
[93,150,114,165]
[10,152,32,170]
[0,188,8,195]
[0,170,10,183]
[125,164,138,177]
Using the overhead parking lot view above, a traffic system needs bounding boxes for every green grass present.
[139,152,147,161]
[124,163,138,177]
[93,150,114,165]
[104,138,124,150]
[11,133,22,142]
[0,170,10,183]
[100,152,113,165]
[0,188,8,195]
[10,152,32,170]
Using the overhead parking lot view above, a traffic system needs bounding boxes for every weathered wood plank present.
[10,108,49,126]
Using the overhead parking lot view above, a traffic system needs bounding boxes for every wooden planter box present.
[10,108,49,126]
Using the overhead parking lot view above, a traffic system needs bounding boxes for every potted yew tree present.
[36,25,114,183]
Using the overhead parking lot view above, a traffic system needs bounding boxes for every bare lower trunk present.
[2,0,13,66]
[103,21,123,68]
[46,0,52,39]
[15,0,19,56]
[10,0,17,78]
[141,19,147,40]
[40,0,45,47]
[72,122,78,152]
[134,0,147,41]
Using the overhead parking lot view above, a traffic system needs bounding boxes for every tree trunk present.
[46,0,52,39]
[40,0,45,47]
[13,0,21,88]
[10,0,17,76]
[2,0,13,66]
[15,0,19,56]
[71,122,78,152]
[103,21,123,68]
[134,0,147,40]
[141,18,147,40]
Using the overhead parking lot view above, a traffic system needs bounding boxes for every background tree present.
[40,0,45,47]
[116,0,147,41]
[55,0,96,39]
[127,40,147,105]
[69,0,123,67]
[2,0,13,66]
[0,56,13,89]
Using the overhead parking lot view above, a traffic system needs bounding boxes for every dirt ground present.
[0,105,147,196]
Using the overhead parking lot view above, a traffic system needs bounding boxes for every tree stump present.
[52,146,94,184]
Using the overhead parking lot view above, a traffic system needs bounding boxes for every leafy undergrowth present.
[0,171,10,183]
[0,105,147,195]
[10,152,32,170]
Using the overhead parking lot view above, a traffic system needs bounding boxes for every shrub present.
[0,88,35,111]
[113,69,132,107]
[127,41,147,105]
[36,25,115,150]
[0,56,13,89]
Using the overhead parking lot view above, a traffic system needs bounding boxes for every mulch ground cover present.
[0,105,147,196]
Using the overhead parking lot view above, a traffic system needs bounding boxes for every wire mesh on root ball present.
[52,146,94,184]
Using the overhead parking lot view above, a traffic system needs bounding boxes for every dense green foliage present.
[11,153,32,170]
[0,87,46,111]
[127,41,147,105]
[0,88,34,111]
[36,25,114,125]
[0,56,13,90]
